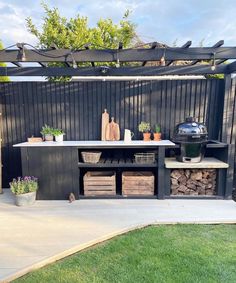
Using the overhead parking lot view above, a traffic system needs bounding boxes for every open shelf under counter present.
[78,158,157,168]
[165,157,229,169]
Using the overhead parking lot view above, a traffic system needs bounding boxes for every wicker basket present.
[81,151,102,164]
[134,152,156,164]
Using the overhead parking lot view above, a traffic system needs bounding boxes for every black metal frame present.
[0,40,236,77]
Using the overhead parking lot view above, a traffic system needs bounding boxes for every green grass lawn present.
[14,225,236,283]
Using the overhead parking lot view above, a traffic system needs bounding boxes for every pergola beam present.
[227,60,236,73]
[38,62,47,67]
[11,62,22,67]
[85,44,95,67]
[216,59,227,65]
[142,42,158,66]
[166,41,192,66]
[1,47,236,63]
[0,65,227,77]
[191,40,224,65]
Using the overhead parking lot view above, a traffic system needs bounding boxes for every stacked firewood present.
[171,169,216,195]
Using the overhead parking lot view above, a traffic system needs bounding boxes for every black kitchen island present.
[13,140,175,200]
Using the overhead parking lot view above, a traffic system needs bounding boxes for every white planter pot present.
[15,191,36,206]
[55,134,64,142]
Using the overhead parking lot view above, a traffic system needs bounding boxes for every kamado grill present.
[172,117,208,163]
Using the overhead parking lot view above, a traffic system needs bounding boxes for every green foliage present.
[40,124,54,135]
[52,128,65,136]
[14,225,236,283]
[154,124,161,133]
[205,74,224,79]
[138,121,151,133]
[0,40,10,82]
[10,176,38,195]
[26,3,137,81]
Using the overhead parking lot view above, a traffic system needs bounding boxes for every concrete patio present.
[0,189,235,283]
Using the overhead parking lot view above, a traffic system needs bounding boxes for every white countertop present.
[13,140,175,147]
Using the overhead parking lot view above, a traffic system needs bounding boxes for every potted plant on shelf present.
[153,124,162,141]
[40,124,54,141]
[53,128,65,142]
[10,176,38,206]
[138,121,151,141]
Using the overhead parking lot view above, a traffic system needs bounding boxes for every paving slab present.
[0,189,235,282]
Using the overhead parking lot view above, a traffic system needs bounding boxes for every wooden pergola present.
[0,40,236,77]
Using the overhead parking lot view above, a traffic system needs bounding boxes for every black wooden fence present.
[0,79,227,187]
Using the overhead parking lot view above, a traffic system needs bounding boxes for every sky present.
[1,0,236,47]
[0,0,236,80]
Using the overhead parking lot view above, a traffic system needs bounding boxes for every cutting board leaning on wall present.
[101,109,109,141]
[105,117,120,141]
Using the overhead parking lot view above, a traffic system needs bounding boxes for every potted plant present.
[153,124,162,141]
[40,124,54,141]
[53,128,65,142]
[10,176,38,206]
[138,121,151,141]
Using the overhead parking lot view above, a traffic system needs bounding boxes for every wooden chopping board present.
[105,117,120,141]
[101,109,109,141]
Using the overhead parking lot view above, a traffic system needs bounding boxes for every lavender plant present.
[10,176,38,195]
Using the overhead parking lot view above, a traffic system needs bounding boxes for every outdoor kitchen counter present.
[13,140,174,200]
[13,140,175,147]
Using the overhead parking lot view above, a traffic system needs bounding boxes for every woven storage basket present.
[134,152,155,164]
[81,151,102,164]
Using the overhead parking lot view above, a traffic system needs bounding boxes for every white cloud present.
[0,2,39,46]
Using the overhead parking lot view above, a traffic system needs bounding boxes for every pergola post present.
[222,74,235,198]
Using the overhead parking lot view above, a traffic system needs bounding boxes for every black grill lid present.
[173,117,208,139]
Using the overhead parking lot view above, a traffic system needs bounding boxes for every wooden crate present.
[122,171,154,196]
[84,171,116,196]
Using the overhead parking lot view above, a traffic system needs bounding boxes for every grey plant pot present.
[15,191,36,206]
[44,134,54,142]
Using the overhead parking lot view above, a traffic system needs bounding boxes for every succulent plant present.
[154,124,161,133]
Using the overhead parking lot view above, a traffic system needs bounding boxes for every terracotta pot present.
[154,133,162,141]
[143,133,151,141]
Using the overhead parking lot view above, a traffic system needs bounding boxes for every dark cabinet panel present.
[21,147,79,200]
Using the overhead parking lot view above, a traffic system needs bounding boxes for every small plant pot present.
[143,133,151,141]
[55,134,64,142]
[15,191,36,206]
[154,133,162,141]
[44,134,54,142]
